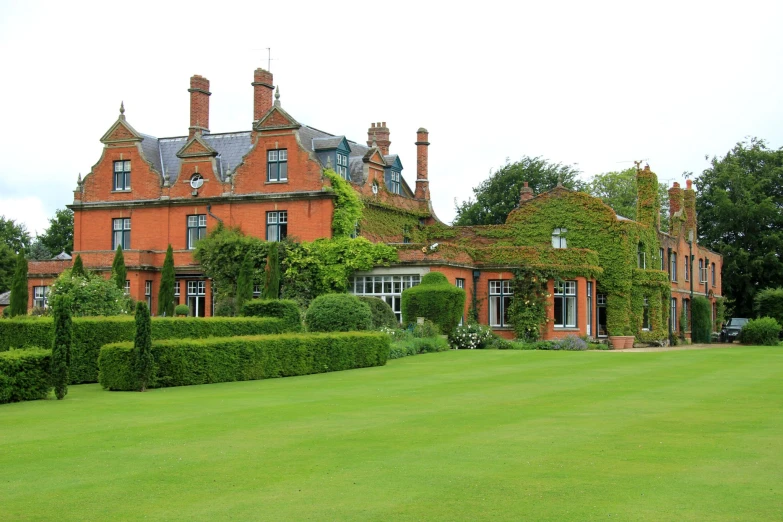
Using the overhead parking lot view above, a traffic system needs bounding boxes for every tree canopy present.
[37,208,74,256]
[0,216,31,253]
[695,138,783,317]
[453,157,584,226]
[585,167,670,230]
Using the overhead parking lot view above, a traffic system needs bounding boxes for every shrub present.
[691,297,712,344]
[49,269,132,317]
[9,250,28,317]
[134,302,153,391]
[412,319,440,338]
[485,337,514,350]
[357,296,398,329]
[741,317,781,346]
[2,307,10,318]
[549,335,588,351]
[157,245,176,317]
[235,255,254,314]
[51,294,73,400]
[448,323,494,349]
[0,316,290,383]
[241,299,302,332]
[99,332,390,390]
[111,246,126,291]
[754,287,783,326]
[401,271,466,334]
[305,294,372,332]
[213,298,236,317]
[0,348,51,403]
[387,336,450,359]
[388,342,418,359]
[174,305,189,317]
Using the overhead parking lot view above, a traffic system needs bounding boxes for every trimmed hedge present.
[99,332,390,390]
[358,296,399,329]
[741,317,781,346]
[0,348,52,403]
[401,271,466,334]
[691,297,712,344]
[241,299,302,331]
[0,316,289,384]
[305,294,373,332]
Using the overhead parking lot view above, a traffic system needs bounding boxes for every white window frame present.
[112,218,131,250]
[349,274,420,323]
[552,228,567,249]
[145,280,152,310]
[266,211,288,242]
[554,280,577,328]
[267,149,288,182]
[489,280,512,327]
[33,286,49,309]
[187,214,207,250]
[187,280,207,317]
[113,160,131,191]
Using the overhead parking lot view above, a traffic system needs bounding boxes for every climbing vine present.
[324,169,363,238]
[507,267,551,341]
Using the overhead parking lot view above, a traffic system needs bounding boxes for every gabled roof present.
[384,154,403,170]
[312,136,350,152]
[253,104,301,131]
[100,111,143,144]
[176,134,218,158]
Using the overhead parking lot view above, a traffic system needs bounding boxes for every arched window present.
[552,228,567,249]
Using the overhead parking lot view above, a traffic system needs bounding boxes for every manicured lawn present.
[1,348,782,521]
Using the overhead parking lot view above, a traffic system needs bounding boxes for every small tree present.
[235,255,254,314]
[401,271,466,334]
[111,246,127,291]
[133,301,153,391]
[691,297,712,344]
[51,294,73,400]
[9,250,28,317]
[263,245,280,299]
[71,254,85,277]
[157,245,175,317]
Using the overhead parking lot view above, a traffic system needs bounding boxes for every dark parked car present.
[720,318,749,343]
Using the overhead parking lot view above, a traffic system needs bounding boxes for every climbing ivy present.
[324,169,363,238]
[507,267,551,341]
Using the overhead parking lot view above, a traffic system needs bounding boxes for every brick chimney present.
[188,75,210,139]
[367,122,391,155]
[519,181,534,203]
[415,128,429,200]
[684,179,697,241]
[668,182,682,235]
[252,68,274,122]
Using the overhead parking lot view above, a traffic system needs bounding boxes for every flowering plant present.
[448,323,494,349]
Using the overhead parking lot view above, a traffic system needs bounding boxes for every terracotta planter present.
[624,336,635,349]
[609,336,625,350]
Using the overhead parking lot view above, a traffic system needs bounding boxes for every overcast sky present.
[1,0,781,237]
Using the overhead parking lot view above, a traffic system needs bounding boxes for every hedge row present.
[0,317,289,384]
[0,348,51,403]
[241,299,302,331]
[99,332,390,391]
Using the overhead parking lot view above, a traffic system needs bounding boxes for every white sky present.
[1,0,781,236]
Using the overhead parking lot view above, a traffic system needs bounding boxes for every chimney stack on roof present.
[188,75,211,139]
[414,128,430,200]
[519,181,534,203]
[252,68,274,122]
[367,122,391,155]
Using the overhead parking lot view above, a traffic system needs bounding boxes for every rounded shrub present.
[305,294,372,332]
[740,317,781,346]
[241,299,302,332]
[691,296,712,344]
[357,296,398,329]
[753,287,783,326]
[174,304,189,317]
[401,271,466,334]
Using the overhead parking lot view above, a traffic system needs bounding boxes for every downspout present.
[667,246,673,345]
[206,204,223,225]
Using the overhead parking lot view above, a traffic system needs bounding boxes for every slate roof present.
[52,252,72,260]
[312,136,345,150]
[0,291,9,306]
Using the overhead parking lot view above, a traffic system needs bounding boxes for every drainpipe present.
[206,204,223,224]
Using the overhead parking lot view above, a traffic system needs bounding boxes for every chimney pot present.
[686,179,693,189]
[367,121,391,155]
[415,127,430,200]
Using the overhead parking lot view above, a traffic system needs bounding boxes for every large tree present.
[0,243,15,293]
[695,138,783,317]
[0,216,31,253]
[585,167,670,230]
[454,157,584,226]
[37,208,74,256]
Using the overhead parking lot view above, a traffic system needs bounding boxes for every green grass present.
[1,348,782,521]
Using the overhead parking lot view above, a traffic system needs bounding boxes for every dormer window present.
[336,153,349,179]
[389,170,401,195]
[552,228,567,249]
[113,160,131,191]
[267,149,288,182]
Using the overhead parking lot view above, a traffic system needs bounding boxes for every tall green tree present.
[696,138,783,317]
[263,245,280,299]
[235,255,254,314]
[51,294,73,400]
[111,246,126,291]
[0,216,31,253]
[586,167,670,230]
[0,243,15,293]
[157,245,175,317]
[37,208,74,256]
[71,254,85,278]
[9,250,28,317]
[133,302,153,392]
[26,241,52,260]
[454,157,584,225]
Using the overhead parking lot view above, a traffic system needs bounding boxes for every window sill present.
[111,190,132,193]
[490,326,513,330]
[265,180,288,185]
[554,327,580,331]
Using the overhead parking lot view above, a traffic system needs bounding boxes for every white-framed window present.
[145,280,152,310]
[638,243,646,269]
[489,280,512,327]
[552,228,567,249]
[670,298,677,332]
[659,248,665,270]
[113,160,131,191]
[642,297,650,331]
[174,281,180,297]
[253,284,262,298]
[554,280,577,328]
[267,149,288,181]
[266,211,288,242]
[112,218,131,250]
[684,254,690,281]
[336,153,349,179]
[456,278,466,326]
[670,252,677,282]
[187,214,207,249]
[124,280,130,294]
[187,280,206,317]
[349,274,420,323]
[389,170,401,194]
[699,259,708,283]
[33,286,49,309]
[597,292,607,337]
